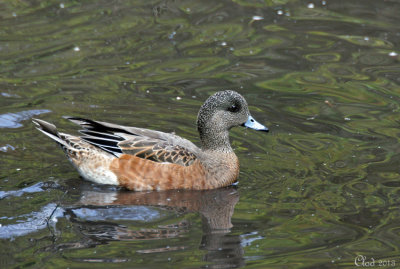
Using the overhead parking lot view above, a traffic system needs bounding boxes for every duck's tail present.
[32,118,72,150]
[32,118,119,186]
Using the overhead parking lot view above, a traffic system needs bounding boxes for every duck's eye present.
[227,104,240,113]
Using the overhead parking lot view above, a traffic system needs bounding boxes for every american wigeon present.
[33,90,268,191]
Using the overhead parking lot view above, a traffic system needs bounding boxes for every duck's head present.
[197,90,268,150]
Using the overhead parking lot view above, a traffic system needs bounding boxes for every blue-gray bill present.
[242,116,269,132]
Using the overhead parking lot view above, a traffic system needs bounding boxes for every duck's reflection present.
[64,184,244,268]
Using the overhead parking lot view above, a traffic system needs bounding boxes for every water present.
[1,0,400,268]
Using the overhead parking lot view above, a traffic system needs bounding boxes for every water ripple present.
[0,109,50,128]
[0,203,64,239]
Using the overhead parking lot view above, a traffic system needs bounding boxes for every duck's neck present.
[199,129,233,152]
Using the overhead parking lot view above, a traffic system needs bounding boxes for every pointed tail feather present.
[32,118,71,149]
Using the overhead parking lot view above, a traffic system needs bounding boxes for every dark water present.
[1,0,400,268]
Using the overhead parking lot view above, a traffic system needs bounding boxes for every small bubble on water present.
[389,51,398,56]
[307,3,315,8]
[322,0,327,5]
[73,46,80,52]
[277,10,284,15]
[364,36,370,41]
[344,117,351,121]
[221,41,227,46]
[252,15,264,21]
[60,3,65,8]
[176,96,182,100]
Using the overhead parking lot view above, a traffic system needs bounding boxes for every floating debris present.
[168,31,176,40]
[324,100,334,107]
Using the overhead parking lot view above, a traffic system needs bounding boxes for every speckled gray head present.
[197,90,268,150]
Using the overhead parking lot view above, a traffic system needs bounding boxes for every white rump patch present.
[77,167,119,186]
[69,149,119,186]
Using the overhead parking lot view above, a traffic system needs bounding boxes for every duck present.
[32,90,268,191]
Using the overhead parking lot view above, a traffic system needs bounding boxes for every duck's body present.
[33,90,268,191]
